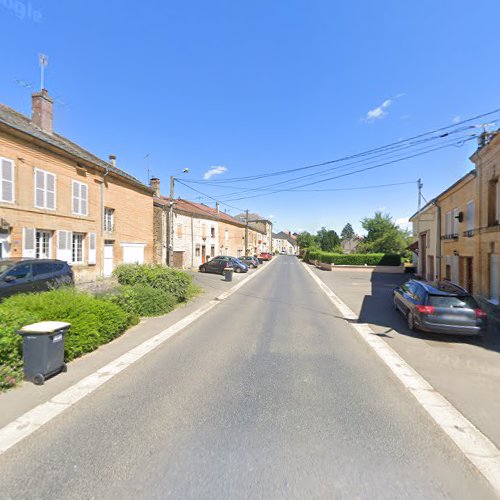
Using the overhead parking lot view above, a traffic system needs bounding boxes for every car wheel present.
[200,267,206,273]
[407,311,416,331]
[235,267,242,273]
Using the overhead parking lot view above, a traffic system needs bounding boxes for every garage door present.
[122,244,145,264]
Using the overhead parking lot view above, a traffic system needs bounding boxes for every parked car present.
[199,256,248,275]
[0,259,74,300]
[393,280,487,336]
[239,256,259,268]
[259,252,273,261]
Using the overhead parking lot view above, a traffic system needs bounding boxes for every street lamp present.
[167,168,189,266]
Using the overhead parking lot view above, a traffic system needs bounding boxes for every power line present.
[184,108,500,184]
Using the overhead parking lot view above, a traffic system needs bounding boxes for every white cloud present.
[267,214,275,219]
[363,93,404,123]
[203,165,227,180]
[452,115,461,124]
[396,216,411,229]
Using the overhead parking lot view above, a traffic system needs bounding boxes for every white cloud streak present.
[203,166,227,180]
[363,93,404,123]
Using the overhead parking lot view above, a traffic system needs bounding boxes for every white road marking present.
[302,262,500,497]
[0,258,277,456]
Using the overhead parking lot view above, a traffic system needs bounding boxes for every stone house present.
[151,179,266,268]
[272,231,297,254]
[234,212,273,254]
[0,90,154,281]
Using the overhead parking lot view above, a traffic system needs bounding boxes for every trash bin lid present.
[19,321,71,334]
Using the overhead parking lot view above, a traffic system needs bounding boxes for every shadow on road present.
[358,272,500,354]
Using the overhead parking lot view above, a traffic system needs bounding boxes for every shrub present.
[113,264,193,302]
[0,289,137,363]
[303,250,401,266]
[107,284,177,317]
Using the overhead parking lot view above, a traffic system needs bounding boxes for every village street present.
[0,256,495,499]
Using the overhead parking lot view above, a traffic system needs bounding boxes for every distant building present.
[341,237,362,254]
[234,212,273,254]
[272,231,297,254]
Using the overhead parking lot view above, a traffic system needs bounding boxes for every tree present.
[295,231,318,250]
[358,212,410,254]
[316,227,341,252]
[340,223,355,241]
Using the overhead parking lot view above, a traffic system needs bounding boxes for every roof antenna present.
[39,53,48,90]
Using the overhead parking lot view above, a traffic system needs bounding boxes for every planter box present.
[317,261,333,271]
[329,264,405,274]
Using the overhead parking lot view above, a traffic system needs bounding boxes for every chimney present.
[31,89,53,134]
[149,177,161,197]
[216,201,220,214]
[109,154,117,167]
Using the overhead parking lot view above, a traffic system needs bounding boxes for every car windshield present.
[428,295,479,309]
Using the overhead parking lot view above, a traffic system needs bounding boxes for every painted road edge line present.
[301,262,500,496]
[0,258,278,456]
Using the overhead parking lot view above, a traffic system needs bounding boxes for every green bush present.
[303,250,401,266]
[107,284,177,317]
[113,264,193,302]
[0,289,137,365]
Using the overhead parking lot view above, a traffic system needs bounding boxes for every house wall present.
[0,130,153,282]
[410,204,437,281]
[218,221,245,257]
[471,136,500,302]
[438,175,476,291]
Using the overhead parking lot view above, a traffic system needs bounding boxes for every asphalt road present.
[0,256,495,499]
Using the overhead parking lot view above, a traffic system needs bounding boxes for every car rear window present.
[428,295,478,309]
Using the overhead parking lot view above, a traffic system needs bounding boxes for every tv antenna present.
[39,53,48,89]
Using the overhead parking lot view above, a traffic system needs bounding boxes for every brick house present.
[151,178,266,268]
[0,90,153,281]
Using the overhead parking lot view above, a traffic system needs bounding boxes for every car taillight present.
[475,309,487,319]
[416,305,435,315]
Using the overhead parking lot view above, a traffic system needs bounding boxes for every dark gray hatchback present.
[0,259,74,300]
[393,280,487,336]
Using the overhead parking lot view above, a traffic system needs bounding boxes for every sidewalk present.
[307,264,500,450]
[0,266,262,429]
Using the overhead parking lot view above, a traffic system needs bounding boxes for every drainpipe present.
[191,216,194,268]
[100,167,111,277]
[434,200,442,282]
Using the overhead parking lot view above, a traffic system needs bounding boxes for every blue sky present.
[2,0,500,234]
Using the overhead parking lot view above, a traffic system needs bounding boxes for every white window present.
[466,201,475,232]
[57,230,72,263]
[452,208,459,236]
[72,233,84,263]
[72,181,88,216]
[104,207,114,232]
[445,211,452,236]
[35,230,51,259]
[34,169,56,210]
[490,255,499,304]
[0,157,14,203]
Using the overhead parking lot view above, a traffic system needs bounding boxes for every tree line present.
[295,212,411,255]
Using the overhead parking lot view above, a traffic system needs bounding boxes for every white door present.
[0,233,9,258]
[36,230,51,259]
[452,255,459,284]
[104,244,114,277]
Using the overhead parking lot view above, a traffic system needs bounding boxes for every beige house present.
[0,90,154,281]
[151,179,266,268]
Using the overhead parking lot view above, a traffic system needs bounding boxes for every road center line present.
[302,262,500,497]
[0,258,277,456]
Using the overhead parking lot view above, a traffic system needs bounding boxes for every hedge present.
[113,264,193,302]
[0,289,137,391]
[303,249,401,266]
[107,284,177,317]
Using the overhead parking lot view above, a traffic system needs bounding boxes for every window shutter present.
[57,230,72,263]
[23,228,36,258]
[81,184,88,215]
[88,233,97,265]
[452,208,459,235]
[34,170,45,208]
[72,182,80,214]
[46,173,56,209]
[1,158,14,202]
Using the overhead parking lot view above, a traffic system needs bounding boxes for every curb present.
[0,258,277,456]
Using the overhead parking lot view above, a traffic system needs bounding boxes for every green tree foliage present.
[295,231,318,250]
[358,212,411,254]
[316,227,341,252]
[340,223,355,241]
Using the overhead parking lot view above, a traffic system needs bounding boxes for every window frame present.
[71,232,85,264]
[34,168,57,210]
[104,207,114,232]
[72,180,88,216]
[0,157,15,204]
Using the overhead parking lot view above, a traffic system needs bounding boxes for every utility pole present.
[167,176,175,267]
[417,178,423,212]
[244,209,249,256]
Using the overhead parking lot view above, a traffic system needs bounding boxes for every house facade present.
[470,132,500,303]
[235,213,273,254]
[272,231,297,254]
[152,180,266,268]
[0,90,153,281]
